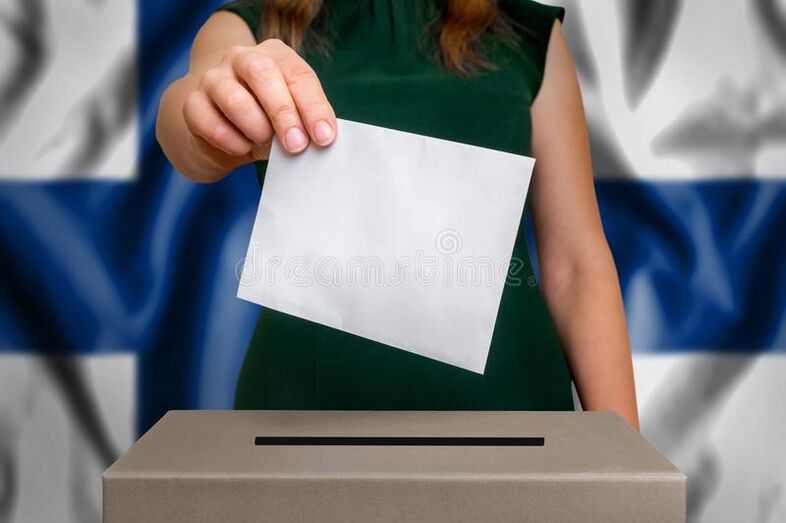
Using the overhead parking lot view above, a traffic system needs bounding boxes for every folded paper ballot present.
[238,119,535,374]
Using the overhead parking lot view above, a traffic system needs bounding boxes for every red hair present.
[260,0,515,74]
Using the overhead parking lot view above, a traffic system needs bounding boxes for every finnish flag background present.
[0,0,784,521]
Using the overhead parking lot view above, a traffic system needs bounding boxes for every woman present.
[156,0,639,429]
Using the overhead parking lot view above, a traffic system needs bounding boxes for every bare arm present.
[155,12,336,182]
[530,21,640,430]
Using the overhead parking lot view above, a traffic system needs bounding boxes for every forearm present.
[156,74,250,183]
[541,250,640,430]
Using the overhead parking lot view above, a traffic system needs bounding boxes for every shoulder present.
[497,1,566,100]
[500,0,565,41]
[500,0,565,22]
[214,0,264,41]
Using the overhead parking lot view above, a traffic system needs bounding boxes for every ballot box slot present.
[254,436,545,446]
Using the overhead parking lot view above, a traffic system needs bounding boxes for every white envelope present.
[238,119,535,374]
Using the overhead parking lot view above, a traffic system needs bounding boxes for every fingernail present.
[314,120,334,145]
[285,127,308,152]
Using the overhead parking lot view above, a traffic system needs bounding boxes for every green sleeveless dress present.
[217,0,574,411]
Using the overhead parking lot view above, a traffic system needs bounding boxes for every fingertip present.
[313,119,335,146]
[284,127,308,153]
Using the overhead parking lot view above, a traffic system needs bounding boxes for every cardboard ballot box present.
[103,410,685,523]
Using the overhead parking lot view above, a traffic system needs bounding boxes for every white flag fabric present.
[238,119,535,374]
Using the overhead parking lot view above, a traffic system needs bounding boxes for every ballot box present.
[103,410,685,522]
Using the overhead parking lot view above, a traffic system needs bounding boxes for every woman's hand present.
[156,12,336,182]
[184,38,336,158]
